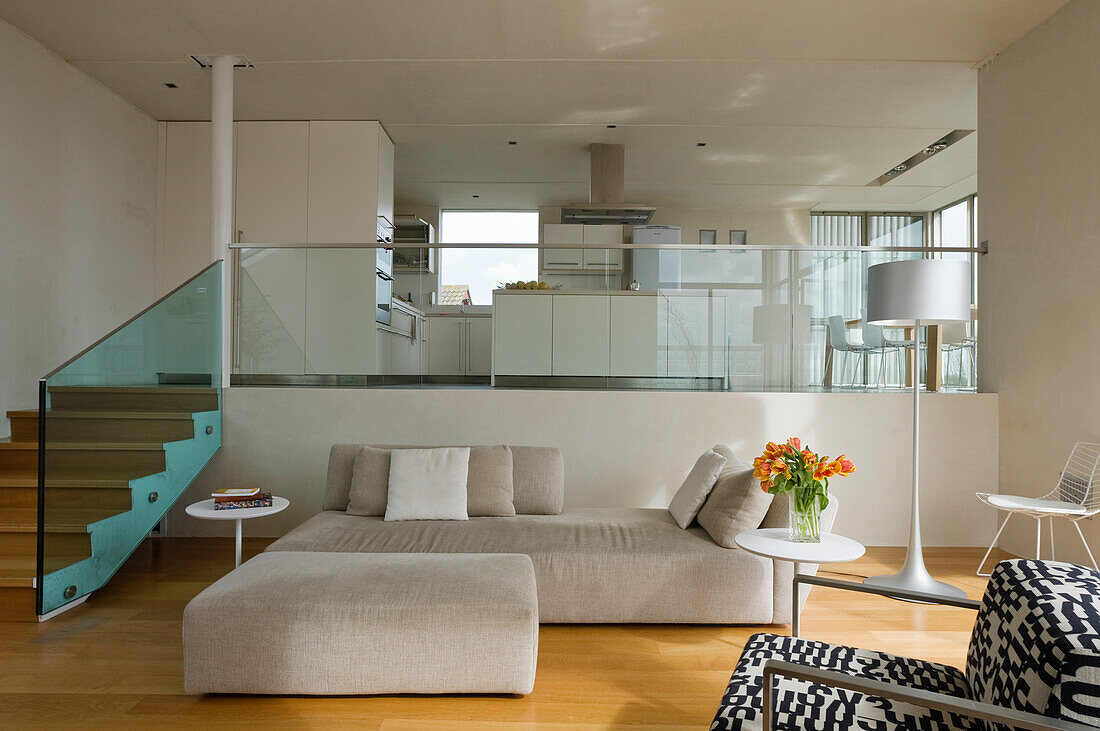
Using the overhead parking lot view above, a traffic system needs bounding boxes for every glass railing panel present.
[230,243,981,394]
[38,261,223,616]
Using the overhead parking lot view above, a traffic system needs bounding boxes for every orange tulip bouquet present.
[753,438,855,543]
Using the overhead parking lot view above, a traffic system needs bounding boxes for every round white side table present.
[735,527,865,635]
[185,496,289,567]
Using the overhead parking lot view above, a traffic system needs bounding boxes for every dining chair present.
[861,322,914,389]
[941,321,975,389]
[975,441,1100,576]
[826,316,871,388]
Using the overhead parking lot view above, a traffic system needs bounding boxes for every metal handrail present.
[228,242,987,254]
[41,259,224,380]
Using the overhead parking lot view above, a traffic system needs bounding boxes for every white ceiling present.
[0,0,1070,213]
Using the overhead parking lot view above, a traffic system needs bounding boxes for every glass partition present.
[232,245,980,393]
[38,261,223,615]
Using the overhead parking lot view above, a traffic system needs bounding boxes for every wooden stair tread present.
[0,508,108,532]
[45,410,195,420]
[40,442,166,451]
[0,440,36,450]
[0,476,131,488]
[47,386,216,394]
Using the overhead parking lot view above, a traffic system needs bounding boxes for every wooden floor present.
[0,539,1014,729]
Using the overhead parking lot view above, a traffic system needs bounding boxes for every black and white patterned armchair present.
[712,560,1100,731]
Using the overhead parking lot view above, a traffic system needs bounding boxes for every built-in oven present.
[376,218,394,325]
[376,266,393,325]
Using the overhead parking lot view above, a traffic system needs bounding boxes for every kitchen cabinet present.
[541,223,623,272]
[466,318,493,375]
[234,122,309,244]
[307,121,395,245]
[552,295,609,376]
[493,295,553,375]
[379,307,422,376]
[610,296,658,377]
[304,249,376,373]
[426,317,466,375]
[582,247,624,270]
[541,224,584,271]
[426,316,491,377]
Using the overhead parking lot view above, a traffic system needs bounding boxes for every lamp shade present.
[866,259,971,326]
[753,304,812,344]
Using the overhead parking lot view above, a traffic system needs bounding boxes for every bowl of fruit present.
[501,281,558,290]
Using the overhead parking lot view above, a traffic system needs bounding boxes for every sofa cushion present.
[324,443,558,515]
[466,445,516,517]
[668,447,728,529]
[966,559,1100,729]
[265,507,775,624]
[385,447,471,521]
[711,632,980,731]
[346,445,391,516]
[697,446,774,549]
[509,446,564,515]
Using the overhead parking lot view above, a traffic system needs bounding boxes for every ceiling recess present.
[867,129,974,186]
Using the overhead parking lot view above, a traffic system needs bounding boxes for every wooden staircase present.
[0,387,218,621]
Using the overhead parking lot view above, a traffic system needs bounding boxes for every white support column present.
[209,55,240,389]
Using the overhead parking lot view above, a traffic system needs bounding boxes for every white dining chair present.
[826,316,872,388]
[975,441,1100,576]
[861,322,915,389]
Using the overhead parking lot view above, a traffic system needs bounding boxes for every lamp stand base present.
[865,568,967,602]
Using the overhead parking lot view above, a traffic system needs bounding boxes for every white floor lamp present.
[864,258,972,599]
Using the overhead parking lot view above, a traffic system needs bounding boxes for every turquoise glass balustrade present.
[37,261,223,616]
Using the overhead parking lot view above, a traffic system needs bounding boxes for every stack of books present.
[212,487,273,510]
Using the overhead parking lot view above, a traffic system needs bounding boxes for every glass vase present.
[788,486,822,543]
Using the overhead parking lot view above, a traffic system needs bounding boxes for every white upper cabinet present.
[307,121,394,245]
[234,122,309,244]
[376,127,395,230]
[582,224,623,245]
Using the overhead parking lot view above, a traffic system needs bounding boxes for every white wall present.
[978,0,1100,564]
[0,19,157,427]
[169,387,997,548]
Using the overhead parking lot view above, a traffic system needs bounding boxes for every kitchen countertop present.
[493,288,658,296]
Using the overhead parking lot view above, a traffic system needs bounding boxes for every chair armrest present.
[762,660,1094,731]
[791,573,980,636]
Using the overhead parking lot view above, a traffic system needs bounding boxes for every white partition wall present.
[172,387,998,548]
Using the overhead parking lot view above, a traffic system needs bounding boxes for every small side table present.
[735,527,865,636]
[185,496,289,567]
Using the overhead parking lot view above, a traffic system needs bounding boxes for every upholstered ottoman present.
[183,552,538,695]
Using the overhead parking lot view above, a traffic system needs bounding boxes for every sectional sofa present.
[264,444,837,624]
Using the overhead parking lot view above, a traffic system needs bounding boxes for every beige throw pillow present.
[697,445,774,548]
[466,445,516,517]
[346,445,515,517]
[346,445,391,516]
[384,447,470,521]
[668,448,728,529]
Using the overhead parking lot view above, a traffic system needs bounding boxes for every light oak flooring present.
[0,539,1014,729]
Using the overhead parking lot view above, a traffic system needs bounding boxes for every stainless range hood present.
[560,143,655,225]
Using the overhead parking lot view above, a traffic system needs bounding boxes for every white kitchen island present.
[492,289,728,386]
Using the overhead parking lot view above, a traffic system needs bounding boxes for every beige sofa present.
[265,444,836,624]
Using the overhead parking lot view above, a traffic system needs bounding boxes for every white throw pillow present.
[384,447,471,521]
[668,448,729,529]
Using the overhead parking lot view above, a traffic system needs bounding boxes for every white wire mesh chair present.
[976,442,1100,576]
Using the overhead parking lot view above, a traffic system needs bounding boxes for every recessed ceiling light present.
[164,82,178,88]
[472,194,480,198]
[508,140,517,145]
[697,142,707,147]
[893,164,908,172]
[606,124,617,129]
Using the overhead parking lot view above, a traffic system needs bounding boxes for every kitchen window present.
[439,210,539,305]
